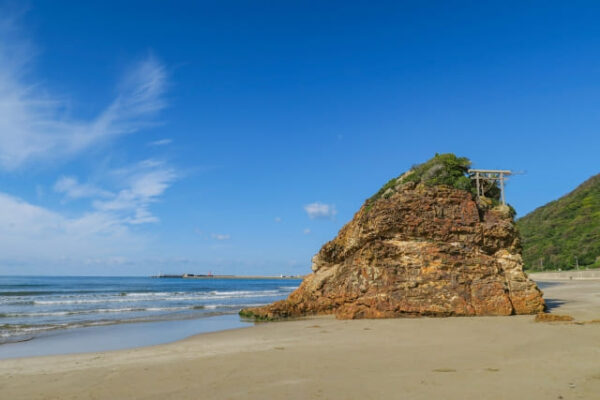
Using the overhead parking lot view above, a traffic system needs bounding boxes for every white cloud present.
[274,217,282,223]
[0,15,167,170]
[148,138,172,146]
[0,159,177,265]
[0,11,177,272]
[211,233,231,241]
[93,160,177,224]
[51,160,177,225]
[49,160,178,230]
[303,228,311,235]
[54,176,112,200]
[304,202,337,220]
[0,192,144,263]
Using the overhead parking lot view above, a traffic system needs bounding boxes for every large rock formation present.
[242,155,545,320]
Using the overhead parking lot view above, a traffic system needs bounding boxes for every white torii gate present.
[468,169,512,205]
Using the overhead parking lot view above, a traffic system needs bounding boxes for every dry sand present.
[1,277,599,400]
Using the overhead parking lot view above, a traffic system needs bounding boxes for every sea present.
[0,275,300,357]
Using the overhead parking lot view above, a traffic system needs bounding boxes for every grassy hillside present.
[517,174,600,270]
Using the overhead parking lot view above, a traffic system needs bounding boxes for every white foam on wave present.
[30,289,286,306]
[125,292,172,297]
[3,305,209,318]
[34,298,140,305]
[210,290,278,295]
[203,303,265,310]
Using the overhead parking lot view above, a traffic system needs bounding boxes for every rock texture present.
[242,183,545,320]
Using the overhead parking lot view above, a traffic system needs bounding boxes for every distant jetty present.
[152,273,303,280]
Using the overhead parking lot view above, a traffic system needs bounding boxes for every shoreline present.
[0,275,300,358]
[1,279,599,399]
[0,275,578,359]
[0,313,252,360]
[1,275,558,359]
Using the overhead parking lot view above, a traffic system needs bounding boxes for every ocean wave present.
[123,292,173,297]
[203,303,265,310]
[27,289,285,305]
[209,290,278,296]
[0,290,111,296]
[0,323,69,339]
[0,276,296,343]
[1,305,208,318]
[3,300,35,306]
[33,298,154,305]
[0,291,67,296]
[0,308,244,341]
[0,284,50,288]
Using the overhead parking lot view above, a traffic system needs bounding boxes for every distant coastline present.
[151,273,304,280]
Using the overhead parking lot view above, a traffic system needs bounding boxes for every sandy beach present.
[1,276,599,400]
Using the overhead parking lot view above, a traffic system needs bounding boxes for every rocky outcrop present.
[242,181,545,320]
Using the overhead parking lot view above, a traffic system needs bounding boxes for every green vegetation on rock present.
[239,309,276,321]
[402,153,472,190]
[366,153,501,209]
[517,174,600,270]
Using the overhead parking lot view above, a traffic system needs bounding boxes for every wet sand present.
[0,314,251,359]
[1,276,599,400]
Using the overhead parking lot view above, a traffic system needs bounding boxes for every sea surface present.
[0,276,301,345]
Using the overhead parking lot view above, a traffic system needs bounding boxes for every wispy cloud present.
[0,192,144,262]
[304,202,337,220]
[0,10,177,271]
[52,159,178,225]
[0,15,167,170]
[148,138,172,146]
[90,160,177,224]
[211,233,231,241]
[303,228,311,235]
[0,158,178,264]
[54,176,113,200]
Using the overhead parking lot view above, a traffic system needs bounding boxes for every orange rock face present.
[242,184,545,320]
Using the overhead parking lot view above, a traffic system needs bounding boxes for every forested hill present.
[517,174,600,270]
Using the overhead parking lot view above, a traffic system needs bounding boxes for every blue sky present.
[1,1,599,276]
